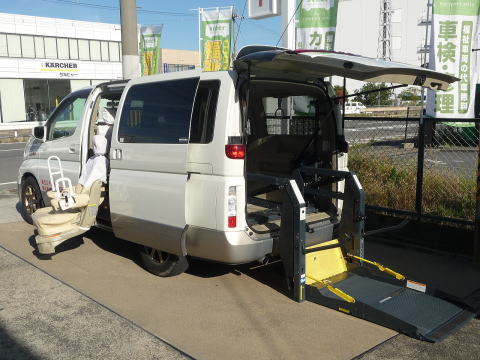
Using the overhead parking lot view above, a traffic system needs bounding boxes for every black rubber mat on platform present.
[318,273,464,337]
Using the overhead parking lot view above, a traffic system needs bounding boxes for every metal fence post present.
[415,117,426,215]
[475,131,480,264]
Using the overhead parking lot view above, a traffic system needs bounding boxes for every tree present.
[353,83,393,106]
[399,87,421,104]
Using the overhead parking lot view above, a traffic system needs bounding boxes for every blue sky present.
[1,0,282,50]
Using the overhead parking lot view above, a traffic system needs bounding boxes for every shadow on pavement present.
[365,238,480,311]
[76,227,292,297]
[0,323,40,360]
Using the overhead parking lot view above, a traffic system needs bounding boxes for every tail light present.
[225,144,245,159]
[227,186,237,228]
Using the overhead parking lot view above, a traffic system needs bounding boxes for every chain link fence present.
[345,117,478,225]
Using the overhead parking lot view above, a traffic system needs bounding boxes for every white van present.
[344,101,366,114]
[18,46,455,277]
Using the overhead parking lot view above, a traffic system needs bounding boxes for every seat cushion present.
[33,207,81,236]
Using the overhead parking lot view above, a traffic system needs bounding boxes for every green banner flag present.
[296,0,339,51]
[140,25,163,76]
[200,8,233,71]
[427,0,480,119]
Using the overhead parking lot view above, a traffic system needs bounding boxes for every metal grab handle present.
[347,253,406,281]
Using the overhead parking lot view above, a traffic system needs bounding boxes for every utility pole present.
[120,0,140,79]
[280,0,296,49]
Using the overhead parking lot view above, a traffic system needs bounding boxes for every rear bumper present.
[185,226,273,264]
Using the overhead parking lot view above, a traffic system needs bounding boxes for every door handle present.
[69,144,79,154]
[111,149,122,160]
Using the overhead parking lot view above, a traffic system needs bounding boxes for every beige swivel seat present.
[32,135,109,255]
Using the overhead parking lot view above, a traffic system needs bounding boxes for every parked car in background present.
[344,101,366,114]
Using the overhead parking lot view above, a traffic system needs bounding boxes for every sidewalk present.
[0,192,189,359]
[0,245,189,360]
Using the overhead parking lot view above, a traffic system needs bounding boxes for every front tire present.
[140,246,188,277]
[20,176,44,224]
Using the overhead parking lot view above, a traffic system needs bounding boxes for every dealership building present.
[0,12,199,124]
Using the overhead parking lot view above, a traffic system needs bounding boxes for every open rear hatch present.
[234,45,458,90]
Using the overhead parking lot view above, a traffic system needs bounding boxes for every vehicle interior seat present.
[32,135,109,255]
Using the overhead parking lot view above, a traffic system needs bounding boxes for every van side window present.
[118,78,199,144]
[189,80,220,144]
[47,94,88,140]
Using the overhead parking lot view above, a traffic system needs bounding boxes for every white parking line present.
[0,148,24,152]
[0,181,17,186]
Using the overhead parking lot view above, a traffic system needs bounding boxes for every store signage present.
[248,0,280,19]
[140,25,163,76]
[200,8,233,72]
[40,61,79,78]
[296,0,339,51]
[428,0,480,119]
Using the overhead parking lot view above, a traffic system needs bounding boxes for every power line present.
[244,19,277,35]
[233,0,247,54]
[276,0,303,47]
[39,0,195,16]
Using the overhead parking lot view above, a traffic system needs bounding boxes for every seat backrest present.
[78,180,104,228]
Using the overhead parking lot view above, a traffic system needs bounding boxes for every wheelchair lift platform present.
[248,167,479,342]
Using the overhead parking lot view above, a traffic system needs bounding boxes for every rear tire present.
[20,176,44,225]
[140,246,188,277]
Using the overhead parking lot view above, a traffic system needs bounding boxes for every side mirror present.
[33,126,46,142]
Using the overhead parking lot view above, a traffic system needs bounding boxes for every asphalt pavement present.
[0,142,25,191]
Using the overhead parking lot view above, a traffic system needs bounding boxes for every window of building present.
[164,64,196,73]
[57,38,69,59]
[44,37,57,59]
[109,41,119,61]
[78,39,90,60]
[20,35,35,58]
[100,41,109,61]
[24,79,71,122]
[69,39,78,59]
[89,40,101,61]
[190,80,220,144]
[34,37,45,58]
[7,34,21,57]
[0,34,7,56]
[0,32,121,62]
[118,78,199,144]
[47,92,88,140]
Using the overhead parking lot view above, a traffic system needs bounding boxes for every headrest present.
[93,135,107,156]
[99,107,116,125]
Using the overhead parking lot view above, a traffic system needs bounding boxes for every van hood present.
[234,46,458,91]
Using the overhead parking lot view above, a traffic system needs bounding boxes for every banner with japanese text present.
[200,8,232,71]
[427,0,480,118]
[296,0,339,50]
[140,25,163,76]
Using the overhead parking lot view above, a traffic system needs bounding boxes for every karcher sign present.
[40,61,79,78]
[41,62,79,70]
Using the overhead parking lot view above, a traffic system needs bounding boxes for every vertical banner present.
[200,8,233,71]
[296,0,339,50]
[428,0,480,118]
[140,25,163,76]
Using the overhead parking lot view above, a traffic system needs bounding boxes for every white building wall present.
[70,79,92,91]
[0,79,26,122]
[0,12,123,123]
[335,0,428,90]
[0,13,121,41]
